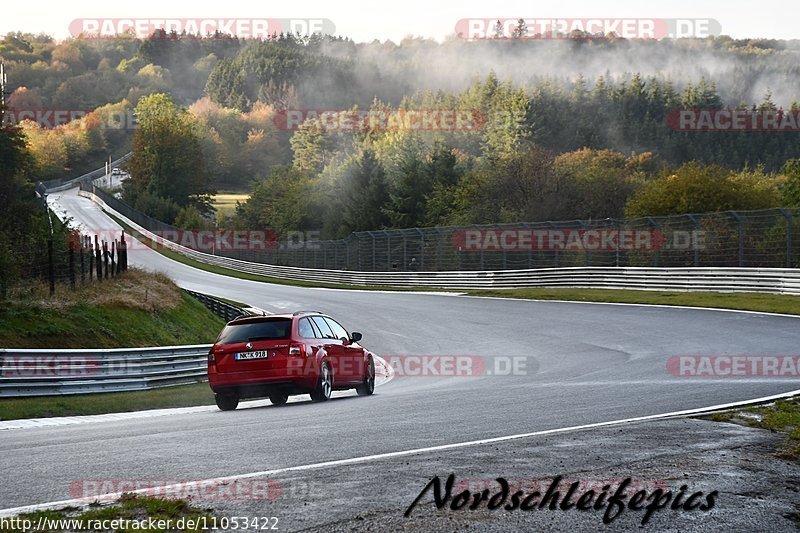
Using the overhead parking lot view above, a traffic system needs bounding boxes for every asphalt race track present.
[1,188,798,528]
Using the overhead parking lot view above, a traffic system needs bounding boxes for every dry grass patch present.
[8,269,181,312]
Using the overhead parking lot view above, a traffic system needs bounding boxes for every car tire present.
[356,357,375,396]
[215,393,239,411]
[310,361,332,402]
[270,394,289,406]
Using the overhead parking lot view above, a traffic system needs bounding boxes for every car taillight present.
[289,344,302,356]
[208,349,215,363]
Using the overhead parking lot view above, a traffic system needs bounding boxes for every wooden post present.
[94,235,102,281]
[102,240,109,279]
[86,236,93,280]
[110,241,116,277]
[80,235,86,283]
[120,232,128,271]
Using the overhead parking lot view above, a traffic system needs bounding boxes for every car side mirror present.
[350,331,363,343]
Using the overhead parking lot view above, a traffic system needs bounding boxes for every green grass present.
[211,192,249,218]
[0,279,224,349]
[1,494,213,532]
[703,398,800,463]
[472,287,800,315]
[0,269,227,420]
[0,382,216,421]
[464,287,800,315]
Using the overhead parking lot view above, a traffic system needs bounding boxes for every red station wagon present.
[208,311,375,410]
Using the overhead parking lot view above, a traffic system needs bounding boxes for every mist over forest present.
[3,30,800,238]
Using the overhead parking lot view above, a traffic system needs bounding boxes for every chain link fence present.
[81,183,800,272]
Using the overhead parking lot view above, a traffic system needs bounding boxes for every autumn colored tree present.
[125,93,213,221]
[625,162,782,217]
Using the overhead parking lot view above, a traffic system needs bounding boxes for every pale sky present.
[2,0,795,42]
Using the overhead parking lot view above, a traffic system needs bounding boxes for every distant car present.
[111,167,121,176]
[207,311,375,410]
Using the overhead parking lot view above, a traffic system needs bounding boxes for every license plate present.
[235,351,269,360]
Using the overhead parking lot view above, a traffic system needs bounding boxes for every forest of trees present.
[0,104,72,294]
[3,30,800,233]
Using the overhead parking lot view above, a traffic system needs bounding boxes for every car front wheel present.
[310,361,332,402]
[356,357,375,396]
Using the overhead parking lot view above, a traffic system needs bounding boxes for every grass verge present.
[705,397,800,463]
[0,269,225,348]
[0,382,214,421]
[464,287,800,316]
[0,494,213,532]
[211,192,249,218]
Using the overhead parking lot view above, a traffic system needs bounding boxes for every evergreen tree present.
[341,149,391,232]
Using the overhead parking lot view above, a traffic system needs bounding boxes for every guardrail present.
[80,188,800,295]
[45,152,133,193]
[78,180,800,271]
[0,345,211,397]
[184,290,244,322]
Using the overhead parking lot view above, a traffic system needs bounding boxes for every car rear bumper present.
[208,366,317,398]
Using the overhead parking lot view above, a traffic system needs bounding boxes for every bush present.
[625,162,782,217]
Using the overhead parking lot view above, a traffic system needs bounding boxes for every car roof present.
[227,314,293,325]
[226,311,325,326]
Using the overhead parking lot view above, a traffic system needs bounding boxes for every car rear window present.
[216,318,292,344]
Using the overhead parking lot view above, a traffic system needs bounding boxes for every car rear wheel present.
[269,394,289,406]
[215,393,239,411]
[356,357,375,396]
[310,361,332,402]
